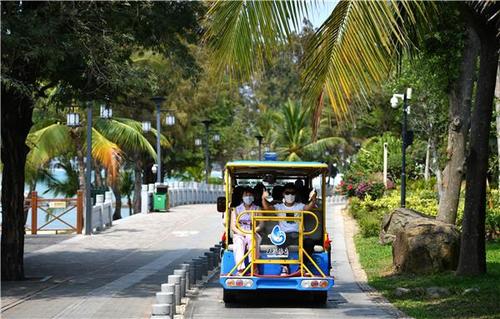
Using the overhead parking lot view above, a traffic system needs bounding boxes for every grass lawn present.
[355,236,500,319]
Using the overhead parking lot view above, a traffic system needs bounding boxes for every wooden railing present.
[27,191,83,234]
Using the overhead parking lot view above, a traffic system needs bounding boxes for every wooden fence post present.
[31,191,38,235]
[76,190,83,234]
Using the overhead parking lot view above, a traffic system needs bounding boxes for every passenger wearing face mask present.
[230,187,263,275]
[262,182,317,276]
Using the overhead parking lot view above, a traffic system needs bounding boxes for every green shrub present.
[349,184,499,239]
[359,215,381,237]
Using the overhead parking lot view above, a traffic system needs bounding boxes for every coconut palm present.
[204,0,499,276]
[26,122,121,192]
[271,100,346,161]
[94,117,169,218]
[26,116,165,219]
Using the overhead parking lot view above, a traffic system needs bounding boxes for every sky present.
[308,1,338,28]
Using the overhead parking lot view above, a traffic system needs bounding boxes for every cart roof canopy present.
[226,161,328,179]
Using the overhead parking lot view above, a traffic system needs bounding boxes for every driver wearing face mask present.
[262,182,317,276]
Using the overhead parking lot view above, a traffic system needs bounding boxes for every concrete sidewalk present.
[2,204,222,319]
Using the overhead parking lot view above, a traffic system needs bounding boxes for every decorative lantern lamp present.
[66,111,80,128]
[142,121,152,133]
[100,104,112,119]
[165,113,175,126]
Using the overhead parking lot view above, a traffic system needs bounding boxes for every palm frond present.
[91,128,122,184]
[302,136,347,155]
[203,1,309,79]
[26,123,72,171]
[94,118,157,160]
[303,1,435,135]
[115,117,171,149]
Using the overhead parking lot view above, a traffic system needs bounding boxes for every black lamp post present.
[201,119,212,184]
[391,88,412,208]
[151,96,166,184]
[255,134,263,160]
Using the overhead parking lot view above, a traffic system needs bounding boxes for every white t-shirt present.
[274,202,305,233]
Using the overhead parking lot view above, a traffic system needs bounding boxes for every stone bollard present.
[167,274,182,306]
[209,247,219,265]
[200,256,209,276]
[204,252,213,269]
[151,304,170,317]
[205,251,216,269]
[185,261,195,285]
[160,283,176,316]
[156,291,174,317]
[193,259,203,281]
[156,292,174,305]
[173,269,187,297]
[180,263,191,291]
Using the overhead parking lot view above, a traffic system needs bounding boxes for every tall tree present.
[204,0,500,276]
[457,4,499,276]
[495,62,500,188]
[437,26,479,224]
[1,1,203,280]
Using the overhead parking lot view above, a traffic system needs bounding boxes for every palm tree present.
[26,122,121,192]
[272,100,345,161]
[94,117,169,218]
[26,116,165,219]
[203,0,499,276]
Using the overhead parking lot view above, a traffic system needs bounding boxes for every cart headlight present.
[226,278,253,287]
[301,279,329,288]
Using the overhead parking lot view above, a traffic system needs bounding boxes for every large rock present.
[392,219,460,274]
[380,208,429,244]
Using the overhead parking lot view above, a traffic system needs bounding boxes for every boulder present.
[426,287,451,298]
[392,219,460,274]
[380,208,430,244]
[394,287,411,297]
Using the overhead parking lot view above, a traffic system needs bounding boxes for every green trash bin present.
[153,185,169,212]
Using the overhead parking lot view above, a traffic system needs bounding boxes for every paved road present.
[185,201,397,319]
[2,204,222,319]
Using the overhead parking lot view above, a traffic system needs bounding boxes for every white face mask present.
[242,196,254,205]
[284,194,295,204]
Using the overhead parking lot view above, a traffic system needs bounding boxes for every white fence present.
[91,191,113,233]
[141,182,225,213]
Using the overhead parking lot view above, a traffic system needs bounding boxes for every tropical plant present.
[204,0,499,276]
[272,100,345,161]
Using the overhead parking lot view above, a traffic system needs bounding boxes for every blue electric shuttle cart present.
[216,161,334,304]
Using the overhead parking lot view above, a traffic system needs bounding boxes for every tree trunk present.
[495,60,500,188]
[424,141,430,181]
[457,13,498,276]
[430,139,444,199]
[111,184,122,220]
[127,195,133,216]
[1,87,34,280]
[437,27,479,224]
[133,157,143,214]
[94,161,103,188]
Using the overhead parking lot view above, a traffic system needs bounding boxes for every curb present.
[150,243,222,319]
[340,204,411,319]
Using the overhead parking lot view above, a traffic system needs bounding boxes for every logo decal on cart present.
[268,225,286,246]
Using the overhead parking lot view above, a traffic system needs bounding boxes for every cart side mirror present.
[217,197,226,213]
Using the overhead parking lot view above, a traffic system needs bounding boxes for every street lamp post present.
[85,102,93,235]
[255,134,263,160]
[391,88,412,208]
[151,96,166,184]
[201,119,212,184]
